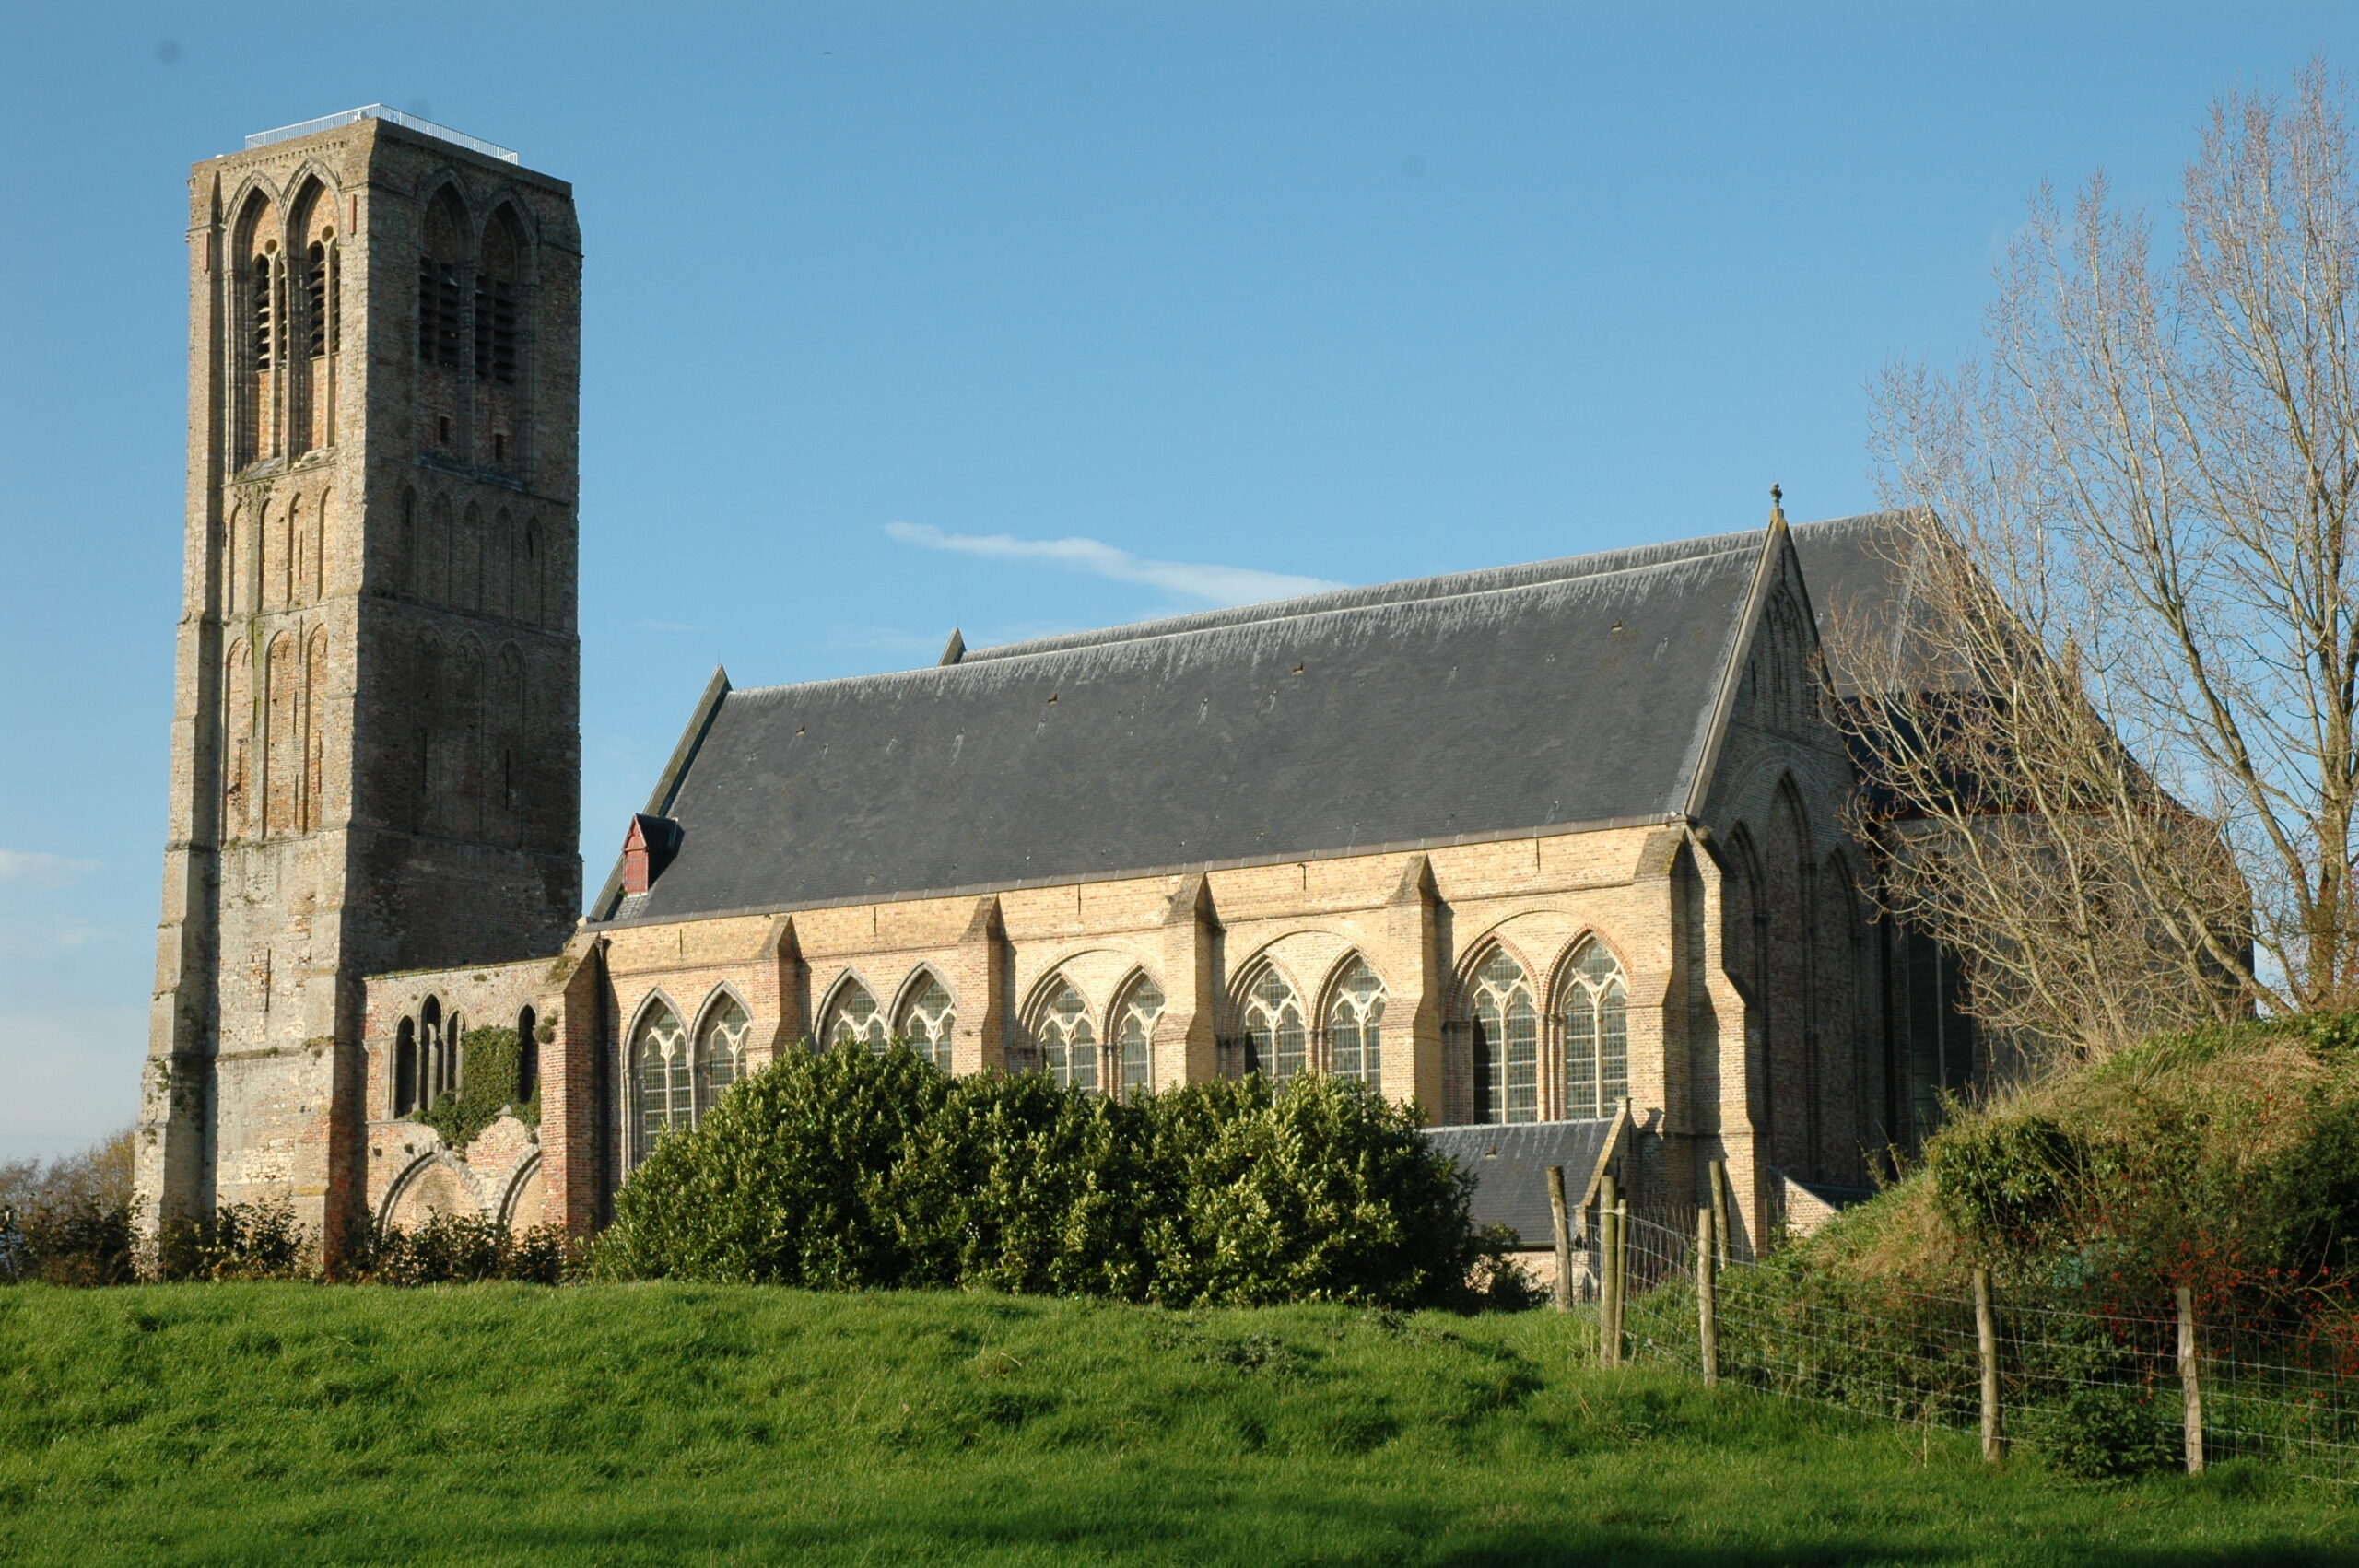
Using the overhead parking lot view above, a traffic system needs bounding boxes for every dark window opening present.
[517,1006,539,1100]
[393,1018,418,1116]
[438,415,453,446]
[492,432,507,462]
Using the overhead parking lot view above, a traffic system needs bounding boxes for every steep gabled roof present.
[594,514,1910,924]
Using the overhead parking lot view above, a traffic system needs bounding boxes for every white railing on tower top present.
[243,106,519,165]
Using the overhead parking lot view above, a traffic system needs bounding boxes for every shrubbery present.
[596,1042,1493,1309]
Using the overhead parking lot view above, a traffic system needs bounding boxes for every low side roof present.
[597,525,1817,923]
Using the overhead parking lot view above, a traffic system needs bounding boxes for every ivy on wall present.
[420,1026,539,1150]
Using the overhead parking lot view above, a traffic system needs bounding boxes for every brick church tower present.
[138,109,582,1246]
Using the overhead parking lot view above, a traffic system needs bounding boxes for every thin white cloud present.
[0,850,100,889]
[885,522,1344,609]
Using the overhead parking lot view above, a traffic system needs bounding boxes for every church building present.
[138,111,1978,1269]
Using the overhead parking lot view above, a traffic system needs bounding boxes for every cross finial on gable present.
[1769,483,1786,527]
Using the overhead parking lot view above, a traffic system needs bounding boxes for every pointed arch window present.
[417,192,465,369]
[1033,977,1097,1092]
[631,1000,690,1164]
[393,1017,418,1116]
[1468,950,1539,1124]
[1327,959,1385,1089]
[419,997,449,1109]
[1113,977,1162,1099]
[516,1005,538,1100]
[820,978,888,1053]
[895,974,957,1072]
[1559,942,1628,1119]
[698,995,751,1112]
[1239,965,1308,1082]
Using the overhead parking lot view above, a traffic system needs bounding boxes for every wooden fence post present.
[1612,1201,1630,1363]
[1974,1266,2003,1464]
[1598,1173,1621,1366]
[1708,1157,1731,1269]
[1696,1205,1718,1387]
[2177,1285,2205,1476]
[1545,1164,1574,1312]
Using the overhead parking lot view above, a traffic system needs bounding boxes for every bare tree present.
[1845,63,2359,1058]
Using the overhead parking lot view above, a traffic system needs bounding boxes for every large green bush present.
[595,1043,1485,1308]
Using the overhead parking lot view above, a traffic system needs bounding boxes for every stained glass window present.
[1327,959,1386,1088]
[897,974,957,1072]
[1035,977,1097,1092]
[631,1000,690,1164]
[1240,966,1308,1083]
[698,996,751,1114]
[1114,978,1162,1099]
[821,978,889,1053]
[1560,942,1628,1119]
[1469,951,1539,1124]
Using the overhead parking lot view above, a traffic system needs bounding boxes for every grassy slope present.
[0,1284,2349,1567]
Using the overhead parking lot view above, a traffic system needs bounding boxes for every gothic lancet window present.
[417,192,465,369]
[698,995,751,1113]
[290,181,339,455]
[1558,942,1628,1120]
[1238,965,1308,1082]
[393,1017,418,1116]
[232,192,279,469]
[820,978,888,1053]
[1326,959,1385,1089]
[630,1000,690,1164]
[515,1005,538,1101]
[1113,977,1162,1099]
[1467,950,1539,1124]
[419,997,446,1108]
[895,974,957,1072]
[1033,977,1097,1091]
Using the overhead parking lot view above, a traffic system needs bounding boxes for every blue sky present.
[4,2,2354,1160]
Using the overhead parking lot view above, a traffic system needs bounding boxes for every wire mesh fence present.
[1577,1207,2359,1481]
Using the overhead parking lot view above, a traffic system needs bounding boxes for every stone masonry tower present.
[139,109,581,1248]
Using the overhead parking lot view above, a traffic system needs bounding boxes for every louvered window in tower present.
[252,257,276,372]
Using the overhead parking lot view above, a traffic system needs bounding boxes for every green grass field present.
[0,1283,2348,1566]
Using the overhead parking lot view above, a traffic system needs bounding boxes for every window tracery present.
[698,995,751,1112]
[820,978,888,1053]
[896,974,957,1072]
[1559,941,1628,1119]
[631,1000,690,1164]
[1326,959,1385,1089]
[1467,949,1539,1124]
[1033,977,1097,1091]
[1238,965,1308,1082]
[1113,977,1162,1099]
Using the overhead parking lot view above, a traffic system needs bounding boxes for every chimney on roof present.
[621,813,684,895]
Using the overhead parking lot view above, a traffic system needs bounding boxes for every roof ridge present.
[961,526,1772,664]
[725,544,1761,703]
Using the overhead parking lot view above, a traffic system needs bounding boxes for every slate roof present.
[593,513,1921,923]
[1424,1119,1619,1246]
